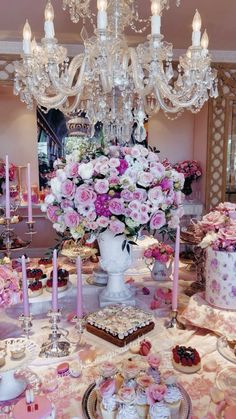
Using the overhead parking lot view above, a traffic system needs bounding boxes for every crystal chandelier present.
[14,0,218,144]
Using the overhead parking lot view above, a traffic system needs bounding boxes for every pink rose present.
[61,199,73,210]
[218,226,236,242]
[146,384,167,405]
[109,198,124,215]
[65,162,78,177]
[94,179,109,194]
[121,189,133,202]
[129,200,140,211]
[123,361,140,379]
[100,362,117,378]
[147,151,159,162]
[148,187,163,205]
[75,185,97,205]
[130,210,141,223]
[150,162,165,178]
[150,300,162,310]
[138,172,154,187]
[201,211,226,232]
[150,211,166,230]
[144,248,153,258]
[64,210,80,228]
[99,379,116,398]
[109,219,125,235]
[216,202,236,213]
[118,386,136,404]
[140,213,150,224]
[133,188,148,202]
[147,354,161,369]
[61,180,75,198]
[109,158,120,168]
[108,176,120,185]
[47,205,60,223]
[137,375,154,389]
[97,216,109,228]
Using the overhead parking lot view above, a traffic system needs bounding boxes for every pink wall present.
[0,85,38,185]
[193,104,209,204]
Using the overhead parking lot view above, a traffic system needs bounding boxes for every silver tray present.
[82,382,192,419]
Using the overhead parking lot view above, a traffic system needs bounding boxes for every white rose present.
[199,232,219,249]
[44,194,55,205]
[53,222,65,233]
[41,203,47,213]
[50,177,62,199]
[78,162,94,180]
[168,215,180,229]
[56,169,67,182]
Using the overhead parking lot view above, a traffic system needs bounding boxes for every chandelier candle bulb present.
[27,163,33,223]
[201,29,209,56]
[192,10,202,47]
[52,249,58,312]
[5,155,10,219]
[172,225,180,311]
[97,0,107,30]
[44,1,55,39]
[76,256,83,319]
[22,255,30,317]
[23,19,32,54]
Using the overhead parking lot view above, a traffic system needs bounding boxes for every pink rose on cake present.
[146,384,167,405]
[100,361,117,378]
[147,354,161,369]
[123,360,140,379]
[200,211,226,232]
[137,375,154,389]
[99,378,116,398]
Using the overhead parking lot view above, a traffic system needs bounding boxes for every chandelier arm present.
[58,91,84,114]
[154,86,181,113]
[32,92,68,109]
[47,55,87,96]
[157,81,202,108]
[129,48,145,91]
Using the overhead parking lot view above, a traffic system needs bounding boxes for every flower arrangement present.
[0,159,16,195]
[196,202,236,251]
[42,143,184,241]
[173,160,202,181]
[0,265,21,308]
[144,242,174,264]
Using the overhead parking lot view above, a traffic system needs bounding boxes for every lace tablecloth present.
[0,265,234,419]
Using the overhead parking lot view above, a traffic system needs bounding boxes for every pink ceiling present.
[0,0,236,51]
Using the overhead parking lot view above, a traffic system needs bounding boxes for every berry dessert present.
[38,258,52,267]
[46,269,69,293]
[172,345,201,374]
[28,280,43,298]
[27,268,44,281]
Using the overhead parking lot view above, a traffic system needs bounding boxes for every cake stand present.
[0,338,39,402]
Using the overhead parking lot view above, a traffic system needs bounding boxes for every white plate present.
[0,338,39,373]
[217,336,236,365]
[82,383,192,419]
[29,280,73,303]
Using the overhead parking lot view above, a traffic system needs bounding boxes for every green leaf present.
[128,241,138,246]
[122,240,127,251]
[127,243,130,254]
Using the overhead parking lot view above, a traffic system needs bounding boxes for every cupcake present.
[10,342,26,359]
[149,401,171,419]
[147,354,161,384]
[117,386,138,419]
[164,386,182,418]
[136,375,154,418]
[99,378,118,419]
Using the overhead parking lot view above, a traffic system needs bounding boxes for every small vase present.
[98,230,136,307]
[182,177,193,196]
[151,260,172,281]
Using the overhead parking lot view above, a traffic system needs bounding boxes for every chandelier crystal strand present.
[14,0,217,145]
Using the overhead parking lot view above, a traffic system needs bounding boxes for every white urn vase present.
[98,230,136,307]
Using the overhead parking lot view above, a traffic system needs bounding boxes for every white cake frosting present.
[117,404,139,419]
[164,386,182,404]
[205,247,236,310]
[136,388,147,405]
[102,395,118,412]
[149,402,170,419]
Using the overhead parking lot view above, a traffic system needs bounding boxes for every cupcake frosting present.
[149,401,171,419]
[102,395,117,412]
[136,388,147,405]
[164,386,182,404]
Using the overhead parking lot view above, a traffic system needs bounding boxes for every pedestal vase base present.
[99,285,136,307]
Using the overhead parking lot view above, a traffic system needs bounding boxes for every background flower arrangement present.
[42,143,184,242]
[144,243,174,264]
[0,265,21,308]
[0,159,16,195]
[195,202,236,251]
[174,160,202,196]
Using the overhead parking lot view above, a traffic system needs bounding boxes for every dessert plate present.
[0,338,39,373]
[217,336,236,365]
[29,280,73,303]
[82,382,192,419]
[216,366,236,392]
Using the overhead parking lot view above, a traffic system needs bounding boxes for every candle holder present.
[0,216,35,258]
[165,310,186,330]
[25,221,37,236]
[19,314,33,339]
[39,310,71,358]
[71,315,87,346]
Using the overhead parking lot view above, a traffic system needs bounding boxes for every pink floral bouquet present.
[197,202,236,251]
[173,160,202,181]
[42,144,184,240]
[0,159,16,195]
[0,265,21,308]
[144,242,174,263]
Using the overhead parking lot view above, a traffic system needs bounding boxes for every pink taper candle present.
[52,249,58,312]
[27,163,33,223]
[172,225,180,311]
[22,255,30,317]
[5,155,10,219]
[76,256,83,318]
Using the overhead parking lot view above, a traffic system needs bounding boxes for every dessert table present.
[0,261,235,419]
